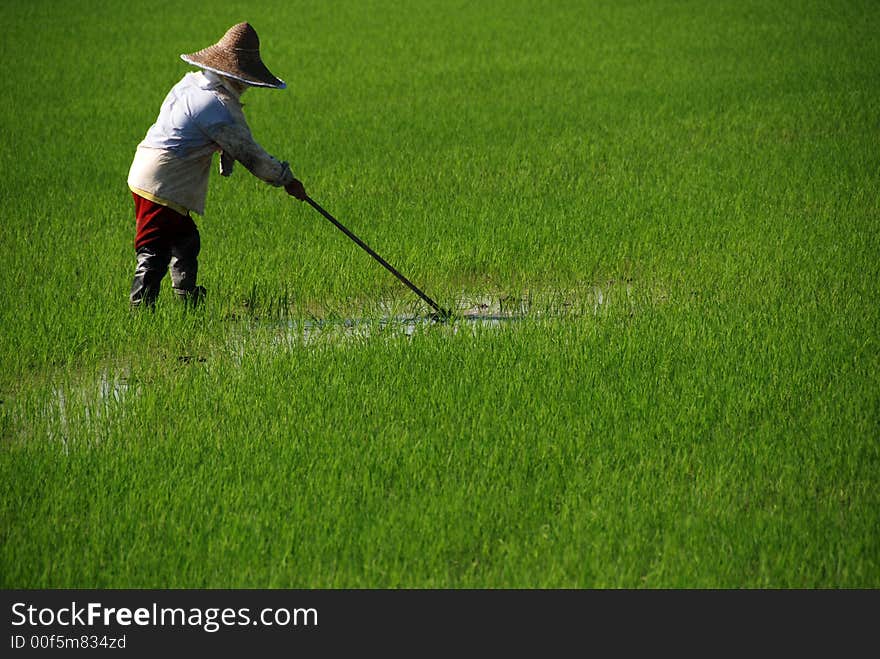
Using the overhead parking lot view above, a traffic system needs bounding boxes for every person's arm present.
[207,122,307,199]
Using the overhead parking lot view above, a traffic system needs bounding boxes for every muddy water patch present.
[227,312,524,356]
[225,284,634,354]
[45,369,136,450]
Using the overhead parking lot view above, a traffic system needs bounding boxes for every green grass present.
[1,0,878,587]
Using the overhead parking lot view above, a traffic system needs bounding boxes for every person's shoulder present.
[180,73,226,110]
[172,71,202,92]
[178,71,214,96]
[182,73,239,128]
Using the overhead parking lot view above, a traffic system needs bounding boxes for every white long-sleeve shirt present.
[128,70,294,215]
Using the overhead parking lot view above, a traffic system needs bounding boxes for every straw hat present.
[180,22,286,89]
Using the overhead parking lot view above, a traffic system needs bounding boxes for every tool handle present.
[304,196,445,315]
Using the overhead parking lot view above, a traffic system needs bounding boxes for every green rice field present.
[1,0,878,587]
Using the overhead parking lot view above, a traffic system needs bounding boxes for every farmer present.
[127,22,307,308]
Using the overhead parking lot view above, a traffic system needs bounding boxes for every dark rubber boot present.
[173,285,207,309]
[170,227,203,308]
[130,246,171,308]
[169,228,200,291]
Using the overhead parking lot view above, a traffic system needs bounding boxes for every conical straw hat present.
[180,22,286,89]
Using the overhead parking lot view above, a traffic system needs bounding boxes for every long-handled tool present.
[303,196,451,319]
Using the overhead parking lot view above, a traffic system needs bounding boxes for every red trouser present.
[133,192,197,250]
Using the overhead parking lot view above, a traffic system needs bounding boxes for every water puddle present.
[227,285,629,352]
[47,369,135,450]
[230,293,537,351]
[299,309,523,340]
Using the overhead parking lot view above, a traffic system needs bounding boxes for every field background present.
[1,0,878,587]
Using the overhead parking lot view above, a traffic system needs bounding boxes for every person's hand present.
[285,178,307,201]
